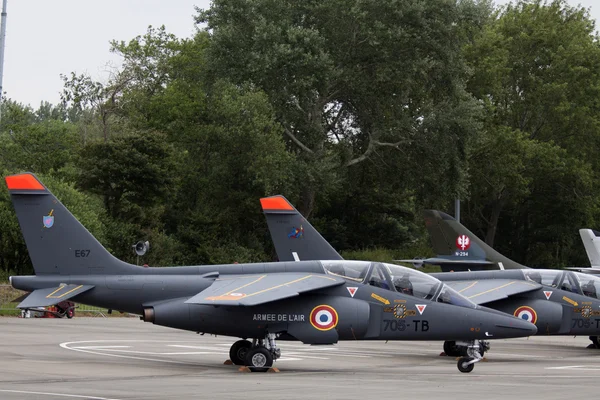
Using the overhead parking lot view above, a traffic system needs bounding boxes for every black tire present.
[589,336,600,348]
[245,347,273,372]
[443,341,463,357]
[229,340,252,365]
[457,357,475,373]
[66,308,74,319]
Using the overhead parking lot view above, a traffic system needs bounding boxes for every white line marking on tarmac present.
[61,340,213,366]
[62,340,312,364]
[0,389,123,400]
[546,365,600,371]
[488,353,546,358]
[168,345,228,351]
[87,348,224,356]
[72,346,132,350]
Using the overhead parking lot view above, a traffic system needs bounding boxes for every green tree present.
[197,0,486,216]
[463,0,600,266]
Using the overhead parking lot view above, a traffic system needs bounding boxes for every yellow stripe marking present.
[224,275,266,295]
[458,281,478,293]
[207,274,341,301]
[46,286,65,298]
[242,275,314,298]
[468,281,516,299]
[46,285,84,299]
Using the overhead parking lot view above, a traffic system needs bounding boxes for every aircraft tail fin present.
[579,229,600,268]
[422,210,529,270]
[5,173,137,275]
[260,196,343,262]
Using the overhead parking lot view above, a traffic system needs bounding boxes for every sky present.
[3,0,600,108]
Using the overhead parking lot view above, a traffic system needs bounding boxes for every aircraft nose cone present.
[494,315,537,337]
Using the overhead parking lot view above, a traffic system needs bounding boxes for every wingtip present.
[260,195,295,211]
[5,173,45,191]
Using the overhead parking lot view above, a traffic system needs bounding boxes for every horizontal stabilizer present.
[444,279,541,305]
[395,258,496,266]
[186,273,345,306]
[17,284,94,309]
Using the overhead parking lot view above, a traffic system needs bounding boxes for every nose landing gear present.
[456,340,488,373]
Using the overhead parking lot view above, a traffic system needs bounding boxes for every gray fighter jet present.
[566,229,600,275]
[261,197,600,353]
[5,174,536,373]
[421,210,600,349]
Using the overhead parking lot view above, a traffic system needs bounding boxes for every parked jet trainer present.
[6,173,536,373]
[421,210,600,350]
[261,196,600,355]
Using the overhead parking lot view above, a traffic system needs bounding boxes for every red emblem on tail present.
[456,235,471,251]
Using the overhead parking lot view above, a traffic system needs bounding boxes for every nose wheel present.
[455,340,486,373]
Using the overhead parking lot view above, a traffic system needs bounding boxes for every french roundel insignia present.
[309,305,339,331]
[514,306,537,325]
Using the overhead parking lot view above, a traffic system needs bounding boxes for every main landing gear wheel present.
[589,336,600,349]
[443,341,461,357]
[245,347,273,372]
[457,357,475,373]
[229,340,252,365]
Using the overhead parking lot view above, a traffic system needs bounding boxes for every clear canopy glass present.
[321,260,478,309]
[523,268,600,300]
[572,272,600,300]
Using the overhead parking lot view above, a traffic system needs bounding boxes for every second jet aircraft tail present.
[260,195,343,262]
[422,210,529,271]
[5,173,138,276]
[579,229,600,268]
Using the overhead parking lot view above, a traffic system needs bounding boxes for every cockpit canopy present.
[321,260,477,309]
[523,269,600,300]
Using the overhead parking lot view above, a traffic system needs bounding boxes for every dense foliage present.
[1,0,599,275]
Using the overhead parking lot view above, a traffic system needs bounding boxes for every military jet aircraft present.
[420,210,600,349]
[566,229,600,275]
[5,173,536,373]
[261,197,600,353]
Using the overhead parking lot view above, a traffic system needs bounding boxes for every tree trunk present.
[485,197,505,247]
[298,186,316,219]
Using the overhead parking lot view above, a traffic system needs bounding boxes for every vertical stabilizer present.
[579,229,600,268]
[423,210,529,270]
[5,173,137,275]
[260,195,343,262]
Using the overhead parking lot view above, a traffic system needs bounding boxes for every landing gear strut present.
[228,333,281,372]
[456,340,488,373]
[443,340,489,358]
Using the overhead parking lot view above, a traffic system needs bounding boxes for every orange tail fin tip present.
[5,173,44,190]
[260,196,294,211]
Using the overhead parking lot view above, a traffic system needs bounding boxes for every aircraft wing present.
[17,284,94,309]
[444,279,542,305]
[566,267,600,275]
[185,273,345,306]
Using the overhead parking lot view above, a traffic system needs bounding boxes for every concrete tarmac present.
[0,317,598,400]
